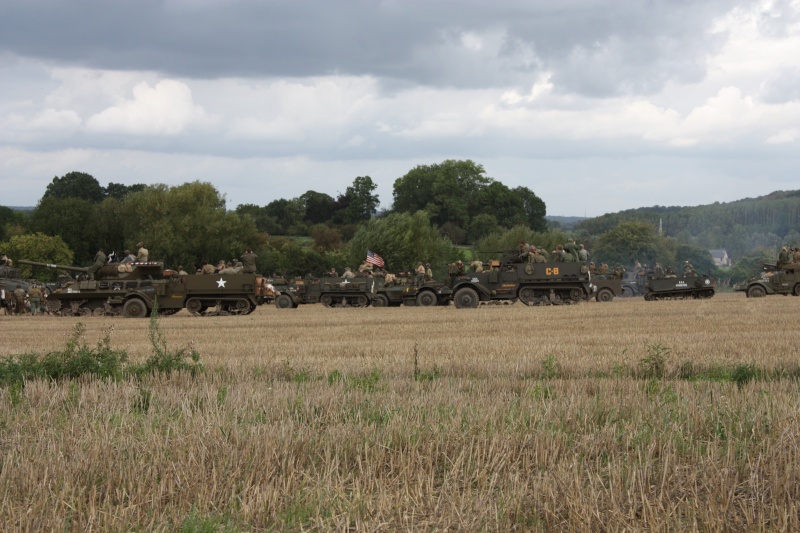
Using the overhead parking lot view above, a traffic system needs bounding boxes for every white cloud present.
[766,128,798,143]
[85,80,209,135]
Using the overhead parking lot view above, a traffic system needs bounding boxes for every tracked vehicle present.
[643,275,716,300]
[450,258,596,308]
[18,260,261,316]
[274,276,379,308]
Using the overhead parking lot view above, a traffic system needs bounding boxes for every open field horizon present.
[2,293,799,530]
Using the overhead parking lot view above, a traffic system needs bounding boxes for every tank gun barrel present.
[17,260,89,273]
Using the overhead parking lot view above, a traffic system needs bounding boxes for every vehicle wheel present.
[621,285,635,297]
[46,299,62,314]
[747,285,766,298]
[235,298,253,313]
[122,298,148,318]
[518,286,536,306]
[275,294,294,309]
[92,307,106,317]
[416,291,437,307]
[371,294,389,307]
[569,288,584,301]
[320,295,333,307]
[454,287,479,309]
[643,292,653,301]
[794,284,800,296]
[355,294,369,307]
[595,288,614,302]
[186,298,203,314]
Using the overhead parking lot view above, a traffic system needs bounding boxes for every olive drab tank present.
[17,260,260,317]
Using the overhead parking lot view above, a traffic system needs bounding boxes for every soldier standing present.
[578,244,589,262]
[13,284,27,315]
[653,262,665,279]
[342,267,355,279]
[778,246,792,267]
[415,262,426,287]
[240,248,258,274]
[683,261,696,277]
[28,283,43,315]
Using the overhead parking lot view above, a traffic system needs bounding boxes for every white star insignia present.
[217,278,227,288]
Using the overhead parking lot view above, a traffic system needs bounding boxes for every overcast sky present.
[1,0,799,217]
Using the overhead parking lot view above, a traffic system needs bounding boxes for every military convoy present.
[273,253,622,310]
[17,260,266,317]
[734,263,800,297]
[5,247,740,316]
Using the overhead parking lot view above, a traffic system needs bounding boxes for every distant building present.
[710,249,731,267]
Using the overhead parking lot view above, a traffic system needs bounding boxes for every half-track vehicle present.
[376,279,452,307]
[275,276,379,308]
[734,263,800,297]
[450,257,596,308]
[18,260,261,317]
[643,275,716,300]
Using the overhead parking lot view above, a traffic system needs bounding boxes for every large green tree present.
[347,210,457,274]
[29,196,97,263]
[335,176,380,224]
[0,206,27,242]
[43,172,105,203]
[593,221,662,266]
[0,232,73,281]
[392,160,547,240]
[120,182,262,269]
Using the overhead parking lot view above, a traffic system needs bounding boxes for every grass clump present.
[128,299,203,379]
[0,301,202,388]
[0,323,127,386]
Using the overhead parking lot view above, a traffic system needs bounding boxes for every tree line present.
[0,163,547,281]
[3,166,791,285]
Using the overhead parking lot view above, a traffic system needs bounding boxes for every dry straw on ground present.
[1,293,799,531]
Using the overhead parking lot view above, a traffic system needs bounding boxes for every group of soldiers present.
[515,239,590,264]
[85,243,258,278]
[1,281,46,316]
[778,246,800,267]
[325,259,434,288]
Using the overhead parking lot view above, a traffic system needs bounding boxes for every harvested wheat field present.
[1,293,799,531]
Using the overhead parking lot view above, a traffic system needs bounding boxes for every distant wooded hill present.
[575,190,800,260]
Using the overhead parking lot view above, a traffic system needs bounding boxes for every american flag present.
[366,250,385,268]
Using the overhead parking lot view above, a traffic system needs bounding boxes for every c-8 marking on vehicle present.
[545,267,560,276]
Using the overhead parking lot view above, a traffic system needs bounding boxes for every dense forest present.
[1,166,797,285]
[576,191,800,260]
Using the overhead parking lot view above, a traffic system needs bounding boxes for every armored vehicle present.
[450,258,594,308]
[18,260,261,316]
[591,278,623,302]
[620,269,648,297]
[275,276,379,308]
[387,281,452,307]
[734,263,800,297]
[643,275,716,300]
